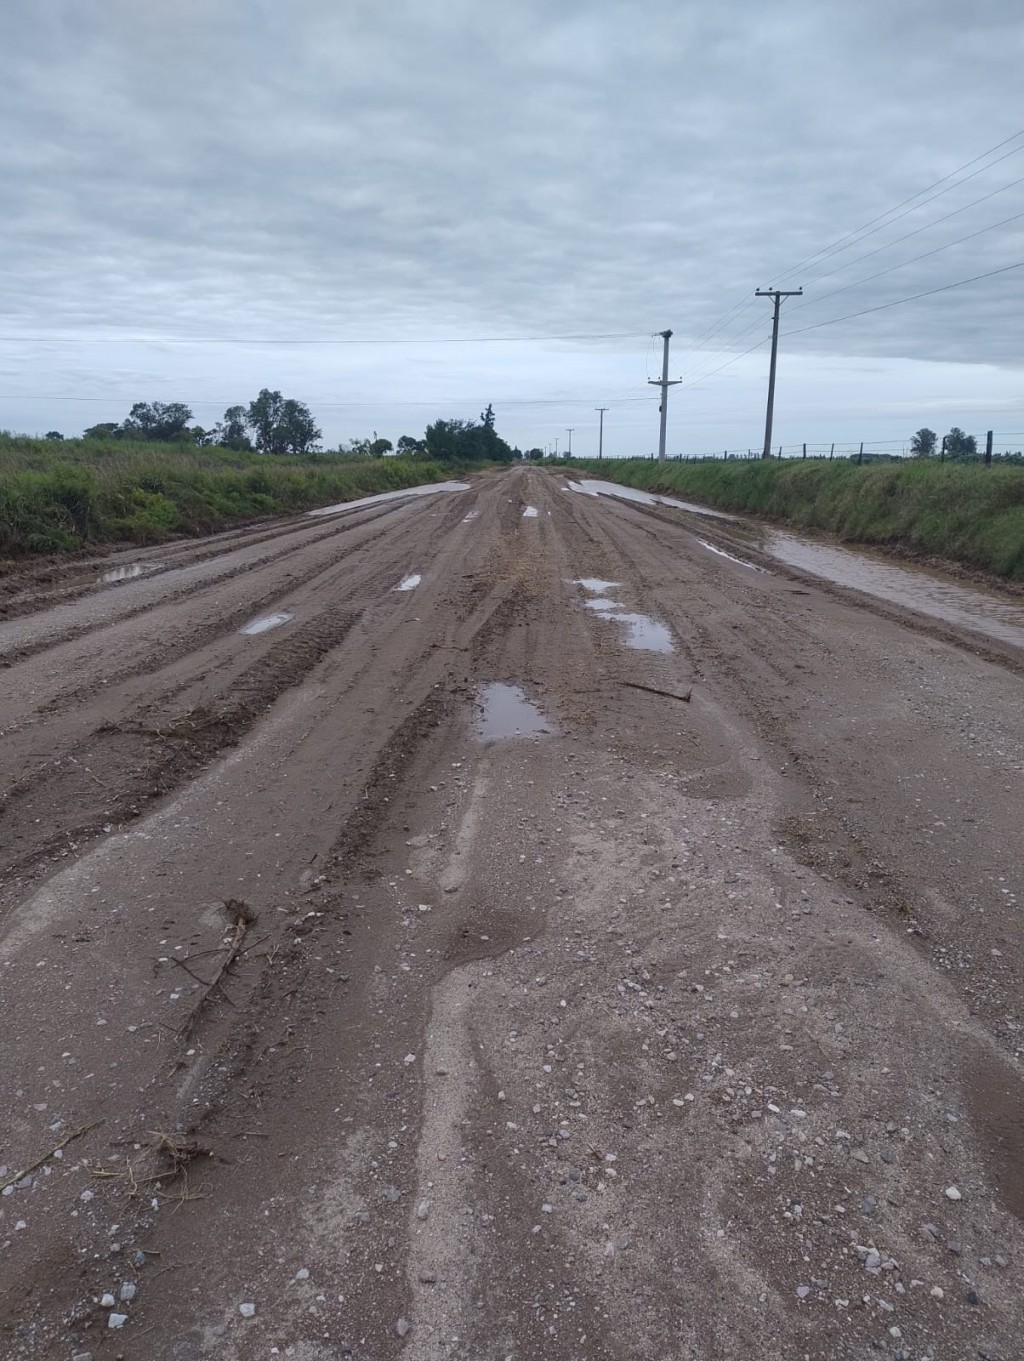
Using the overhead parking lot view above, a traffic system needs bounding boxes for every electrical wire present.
[773,128,1024,284]
[787,208,1024,313]
[0,329,648,346]
[781,261,1024,339]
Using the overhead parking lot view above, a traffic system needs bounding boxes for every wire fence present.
[653,432,1024,464]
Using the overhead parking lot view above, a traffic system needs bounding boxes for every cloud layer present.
[2,0,1023,450]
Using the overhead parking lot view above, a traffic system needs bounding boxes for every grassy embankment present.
[0,435,455,556]
[569,457,1024,581]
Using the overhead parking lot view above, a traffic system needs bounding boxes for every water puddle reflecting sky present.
[574,579,675,653]
[522,505,539,518]
[475,683,554,742]
[308,480,470,519]
[240,611,294,635]
[101,562,158,583]
[566,478,732,519]
[395,573,422,591]
[767,533,1024,649]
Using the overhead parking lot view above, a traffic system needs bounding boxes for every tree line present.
[59,394,523,463]
[910,427,978,458]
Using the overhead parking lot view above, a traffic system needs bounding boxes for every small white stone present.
[119,1282,136,1302]
[416,1200,430,1221]
[931,1285,944,1299]
[100,1294,116,1308]
[239,1302,256,1318]
[944,1186,962,1201]
[396,1317,411,1337]
[295,1268,310,1280]
[108,1314,128,1329]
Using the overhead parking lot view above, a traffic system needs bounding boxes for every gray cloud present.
[2,0,1023,450]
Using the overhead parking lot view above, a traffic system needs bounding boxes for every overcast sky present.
[3,0,1024,455]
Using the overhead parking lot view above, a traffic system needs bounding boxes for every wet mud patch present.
[1,607,361,895]
[965,1051,1024,1221]
[329,688,454,874]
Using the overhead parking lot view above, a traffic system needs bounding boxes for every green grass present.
[566,457,1024,580]
[0,434,458,556]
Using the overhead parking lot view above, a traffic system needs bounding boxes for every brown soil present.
[1,467,1022,1361]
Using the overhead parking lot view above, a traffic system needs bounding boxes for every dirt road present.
[1,465,1022,1361]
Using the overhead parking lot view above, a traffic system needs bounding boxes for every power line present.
[782,261,1024,339]
[795,174,1024,295]
[0,329,648,346]
[774,128,1024,284]
[789,208,1024,312]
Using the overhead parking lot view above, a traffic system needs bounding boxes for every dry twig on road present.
[0,1120,104,1194]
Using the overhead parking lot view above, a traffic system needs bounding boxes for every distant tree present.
[910,427,937,457]
[424,418,475,462]
[82,422,122,440]
[278,398,322,454]
[369,437,393,457]
[216,405,252,450]
[524,447,544,460]
[342,438,373,457]
[44,430,64,440]
[423,409,515,463]
[187,425,216,446]
[121,401,194,441]
[396,434,424,455]
[246,389,286,453]
[944,426,977,457]
[245,389,321,455]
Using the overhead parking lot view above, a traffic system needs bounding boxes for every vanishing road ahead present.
[2,465,1022,1360]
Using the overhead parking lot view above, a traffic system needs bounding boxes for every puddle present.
[697,540,770,573]
[574,580,675,653]
[101,562,158,583]
[307,480,470,519]
[574,578,620,594]
[463,511,479,522]
[395,573,422,592]
[767,533,1024,649]
[566,478,732,519]
[522,505,539,518]
[240,611,294,635]
[475,683,554,742]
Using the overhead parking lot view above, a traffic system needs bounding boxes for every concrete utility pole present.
[554,436,559,456]
[566,427,574,457]
[755,289,802,459]
[648,329,679,463]
[595,407,607,460]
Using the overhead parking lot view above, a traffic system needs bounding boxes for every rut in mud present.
[1,466,1023,1361]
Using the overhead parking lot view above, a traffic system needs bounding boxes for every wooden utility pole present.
[985,429,994,465]
[595,407,607,460]
[755,288,802,459]
[648,330,679,463]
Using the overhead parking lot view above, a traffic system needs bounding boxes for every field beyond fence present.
[0,436,455,556]
[567,456,1024,581]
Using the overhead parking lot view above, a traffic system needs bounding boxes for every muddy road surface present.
[2,466,1022,1361]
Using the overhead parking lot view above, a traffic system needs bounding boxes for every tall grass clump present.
[567,457,1024,580]
[0,434,456,556]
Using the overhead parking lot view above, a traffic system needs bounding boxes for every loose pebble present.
[239,1303,256,1318]
[944,1186,962,1202]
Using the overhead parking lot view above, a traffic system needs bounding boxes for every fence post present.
[802,442,806,459]
[858,442,863,465]
[985,430,993,465]
[829,442,834,460]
